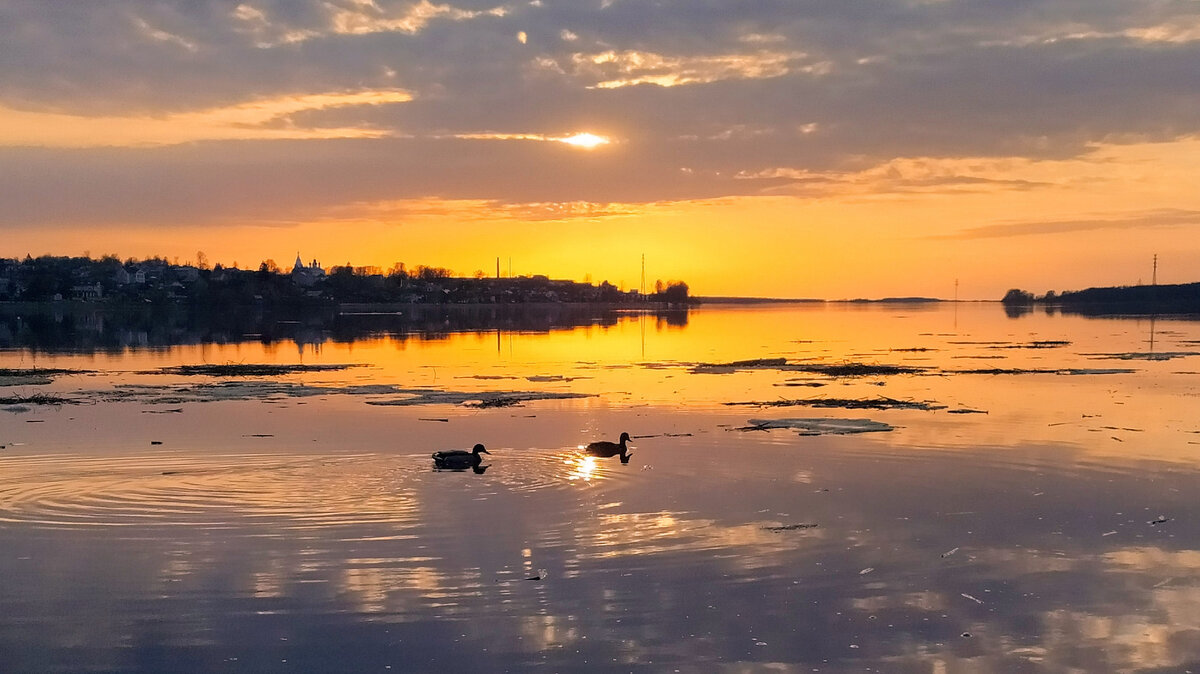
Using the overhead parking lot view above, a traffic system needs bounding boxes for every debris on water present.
[950,367,1051,375]
[941,547,960,558]
[460,375,519,380]
[633,432,693,439]
[141,408,183,414]
[891,347,937,352]
[950,367,1135,376]
[0,368,92,387]
[1086,351,1200,361]
[960,593,984,604]
[526,569,548,581]
[803,362,926,377]
[947,408,988,415]
[419,418,450,423]
[774,381,827,388]
[859,567,875,575]
[694,357,788,371]
[1111,436,1123,442]
[2,405,32,414]
[986,340,1071,349]
[150,440,163,445]
[961,632,973,638]
[727,396,943,411]
[1102,530,1118,536]
[243,434,274,438]
[691,359,926,377]
[525,375,591,382]
[25,420,45,423]
[143,363,363,376]
[1149,515,1171,525]
[762,523,819,532]
[468,397,524,408]
[370,390,594,408]
[739,417,895,435]
[0,393,81,406]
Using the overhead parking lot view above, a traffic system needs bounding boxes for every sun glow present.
[558,133,610,149]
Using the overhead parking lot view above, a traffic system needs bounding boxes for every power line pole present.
[1152,254,1158,286]
[641,253,645,298]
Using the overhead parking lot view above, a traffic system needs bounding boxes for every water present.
[2,303,1200,672]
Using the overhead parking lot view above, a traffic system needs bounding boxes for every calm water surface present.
[2,303,1200,673]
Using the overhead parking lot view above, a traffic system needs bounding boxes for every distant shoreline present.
[695,296,951,305]
[1002,281,1200,316]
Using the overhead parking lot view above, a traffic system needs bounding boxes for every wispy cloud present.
[0,90,412,147]
[539,49,822,89]
[951,209,1200,239]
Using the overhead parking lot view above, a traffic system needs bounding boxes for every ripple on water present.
[420,448,647,495]
[0,452,423,533]
[0,447,646,534]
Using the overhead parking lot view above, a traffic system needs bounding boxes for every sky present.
[4,0,1200,299]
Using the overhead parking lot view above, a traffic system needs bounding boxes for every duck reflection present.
[432,463,490,474]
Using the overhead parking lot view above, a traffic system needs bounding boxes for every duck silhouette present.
[585,432,633,463]
[433,443,490,470]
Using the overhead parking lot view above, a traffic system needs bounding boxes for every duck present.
[586,432,633,463]
[433,443,490,469]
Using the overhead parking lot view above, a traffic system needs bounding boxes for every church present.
[290,253,325,287]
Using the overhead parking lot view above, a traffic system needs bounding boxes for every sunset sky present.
[4,0,1200,298]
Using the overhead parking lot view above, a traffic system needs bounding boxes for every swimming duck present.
[586,432,633,462]
[433,443,490,469]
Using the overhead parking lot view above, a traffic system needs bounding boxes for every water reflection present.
[3,303,1200,672]
[0,303,689,353]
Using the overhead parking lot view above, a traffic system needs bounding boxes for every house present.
[72,283,103,301]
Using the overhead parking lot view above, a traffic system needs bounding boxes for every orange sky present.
[3,1,1200,298]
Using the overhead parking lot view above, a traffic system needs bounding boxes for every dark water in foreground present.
[2,303,1200,672]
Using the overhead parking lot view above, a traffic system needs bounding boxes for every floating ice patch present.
[142,364,363,376]
[743,418,895,435]
[728,396,944,411]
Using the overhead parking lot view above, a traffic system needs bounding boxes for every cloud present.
[0,90,412,147]
[2,0,1200,227]
[952,209,1200,239]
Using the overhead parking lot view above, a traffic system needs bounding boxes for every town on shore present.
[1002,282,1200,315]
[0,253,692,307]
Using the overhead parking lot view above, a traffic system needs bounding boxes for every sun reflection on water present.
[565,454,599,482]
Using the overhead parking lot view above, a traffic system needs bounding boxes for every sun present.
[558,132,610,149]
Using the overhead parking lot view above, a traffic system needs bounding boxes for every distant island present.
[0,254,692,307]
[1002,282,1200,315]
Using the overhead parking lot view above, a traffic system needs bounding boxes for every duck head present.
[473,444,490,455]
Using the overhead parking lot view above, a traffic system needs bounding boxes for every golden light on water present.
[558,133,610,149]
[566,455,599,482]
